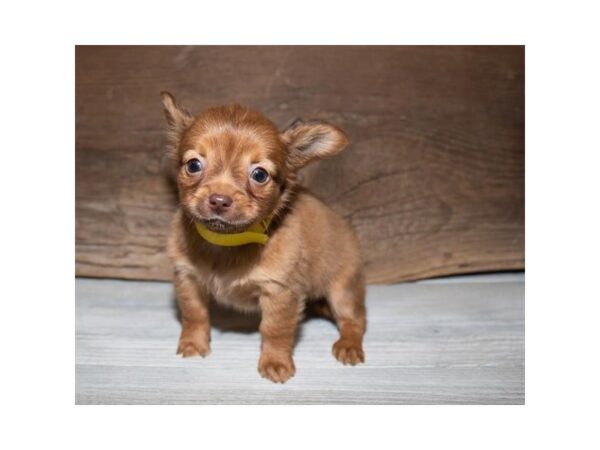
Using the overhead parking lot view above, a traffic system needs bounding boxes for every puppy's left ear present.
[160,91,193,144]
[281,119,349,170]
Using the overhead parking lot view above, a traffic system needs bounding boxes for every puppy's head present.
[161,92,348,233]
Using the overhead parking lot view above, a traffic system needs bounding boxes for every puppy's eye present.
[186,158,203,174]
[250,167,269,184]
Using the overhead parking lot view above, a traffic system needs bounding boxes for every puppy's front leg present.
[258,289,301,383]
[174,270,211,358]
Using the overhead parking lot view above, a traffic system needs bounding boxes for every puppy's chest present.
[204,271,263,312]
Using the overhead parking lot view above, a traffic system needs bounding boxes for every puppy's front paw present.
[333,339,365,365]
[176,339,211,358]
[258,353,296,383]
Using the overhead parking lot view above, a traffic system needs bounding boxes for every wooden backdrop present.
[76,46,524,284]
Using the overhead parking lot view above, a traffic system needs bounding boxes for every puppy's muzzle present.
[208,193,233,215]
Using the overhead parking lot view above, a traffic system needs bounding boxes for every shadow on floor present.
[170,295,336,336]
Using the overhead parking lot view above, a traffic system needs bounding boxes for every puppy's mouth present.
[196,217,256,234]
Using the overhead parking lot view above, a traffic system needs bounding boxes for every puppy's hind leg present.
[327,272,366,365]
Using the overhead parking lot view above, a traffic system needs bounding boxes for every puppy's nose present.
[208,193,233,212]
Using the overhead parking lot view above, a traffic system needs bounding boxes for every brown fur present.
[162,92,366,383]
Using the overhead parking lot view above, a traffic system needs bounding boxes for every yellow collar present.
[194,217,272,247]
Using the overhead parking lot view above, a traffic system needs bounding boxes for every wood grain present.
[75,46,524,283]
[75,273,525,404]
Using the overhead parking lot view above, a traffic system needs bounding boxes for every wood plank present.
[76,46,524,283]
[75,274,525,404]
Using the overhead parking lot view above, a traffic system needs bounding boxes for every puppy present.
[161,92,366,383]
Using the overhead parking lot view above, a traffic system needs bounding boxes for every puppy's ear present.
[160,91,193,145]
[281,119,349,170]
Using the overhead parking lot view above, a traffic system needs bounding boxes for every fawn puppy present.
[162,92,366,383]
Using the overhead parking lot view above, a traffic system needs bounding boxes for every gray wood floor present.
[75,273,524,404]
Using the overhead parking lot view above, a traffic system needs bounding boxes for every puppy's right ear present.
[281,118,349,171]
[160,91,193,145]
